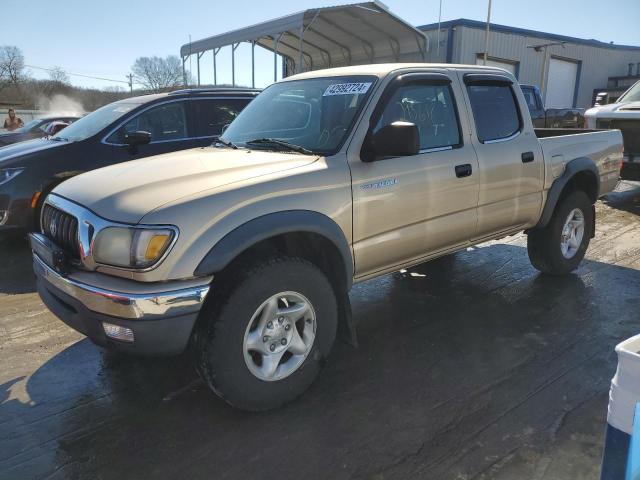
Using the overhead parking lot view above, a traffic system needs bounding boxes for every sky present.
[3,0,640,90]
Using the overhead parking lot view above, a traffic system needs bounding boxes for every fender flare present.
[194,210,354,288]
[536,157,600,228]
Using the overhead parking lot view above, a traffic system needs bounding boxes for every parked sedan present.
[0,87,259,233]
[0,116,80,147]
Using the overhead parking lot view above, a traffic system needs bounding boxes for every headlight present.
[93,227,176,269]
[0,168,25,186]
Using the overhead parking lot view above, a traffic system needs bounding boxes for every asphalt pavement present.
[1,182,639,480]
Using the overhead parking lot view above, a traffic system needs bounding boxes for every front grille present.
[597,119,640,157]
[41,204,80,259]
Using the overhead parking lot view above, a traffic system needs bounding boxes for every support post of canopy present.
[251,41,255,88]
[213,47,220,85]
[298,25,304,74]
[273,33,283,82]
[232,43,239,86]
[182,56,186,86]
[197,52,203,86]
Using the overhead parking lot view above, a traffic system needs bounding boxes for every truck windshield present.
[618,81,640,103]
[220,75,377,155]
[52,102,139,142]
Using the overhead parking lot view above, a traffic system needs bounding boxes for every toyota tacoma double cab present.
[30,64,623,411]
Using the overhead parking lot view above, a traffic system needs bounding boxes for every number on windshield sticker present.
[323,82,372,96]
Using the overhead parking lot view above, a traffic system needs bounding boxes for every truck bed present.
[534,128,602,138]
[535,128,623,197]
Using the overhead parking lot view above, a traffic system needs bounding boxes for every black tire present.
[194,256,338,411]
[527,190,594,275]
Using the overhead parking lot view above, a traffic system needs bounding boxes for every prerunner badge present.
[323,82,372,96]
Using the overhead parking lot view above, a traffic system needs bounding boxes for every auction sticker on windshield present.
[323,82,372,96]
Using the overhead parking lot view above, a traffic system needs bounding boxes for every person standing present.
[3,109,24,131]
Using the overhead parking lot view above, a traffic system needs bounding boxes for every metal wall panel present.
[422,24,640,108]
[454,26,640,108]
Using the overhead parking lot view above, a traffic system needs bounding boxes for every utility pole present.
[127,73,133,93]
[483,0,492,65]
[436,0,443,60]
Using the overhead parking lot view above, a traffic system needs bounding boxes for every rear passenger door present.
[461,73,544,239]
[190,97,251,147]
[350,72,479,277]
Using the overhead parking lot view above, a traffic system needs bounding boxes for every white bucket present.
[608,334,640,435]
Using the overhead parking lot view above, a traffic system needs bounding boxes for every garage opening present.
[475,55,518,77]
[545,57,579,108]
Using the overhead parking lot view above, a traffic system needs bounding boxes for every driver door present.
[105,100,193,164]
[349,72,480,277]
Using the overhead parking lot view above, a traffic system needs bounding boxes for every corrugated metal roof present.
[180,2,428,73]
[419,18,640,52]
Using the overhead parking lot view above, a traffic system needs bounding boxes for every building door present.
[545,58,578,108]
[475,56,517,76]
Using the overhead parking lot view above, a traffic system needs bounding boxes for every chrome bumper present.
[33,253,210,320]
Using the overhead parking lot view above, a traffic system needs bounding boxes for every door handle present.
[455,164,472,178]
[521,151,535,163]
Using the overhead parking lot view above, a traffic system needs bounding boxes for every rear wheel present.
[194,256,337,411]
[527,190,593,275]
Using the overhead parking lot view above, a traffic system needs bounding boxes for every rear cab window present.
[466,75,522,142]
[522,87,541,112]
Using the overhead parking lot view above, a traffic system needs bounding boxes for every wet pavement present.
[1,182,639,480]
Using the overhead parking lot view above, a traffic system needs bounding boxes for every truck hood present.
[586,101,640,119]
[53,147,319,224]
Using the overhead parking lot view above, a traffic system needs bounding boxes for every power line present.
[24,64,130,85]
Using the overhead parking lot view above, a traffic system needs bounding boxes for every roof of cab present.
[284,63,509,81]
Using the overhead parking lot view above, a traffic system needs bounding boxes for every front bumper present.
[33,253,210,355]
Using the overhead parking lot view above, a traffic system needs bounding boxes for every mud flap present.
[337,292,358,348]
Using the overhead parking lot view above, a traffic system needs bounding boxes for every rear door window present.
[467,84,521,142]
[192,98,251,137]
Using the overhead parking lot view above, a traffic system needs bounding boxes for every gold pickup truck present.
[30,64,623,411]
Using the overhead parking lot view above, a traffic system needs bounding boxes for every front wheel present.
[194,256,337,411]
[527,190,594,275]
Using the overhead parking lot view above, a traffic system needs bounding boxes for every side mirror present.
[362,121,420,162]
[124,130,151,147]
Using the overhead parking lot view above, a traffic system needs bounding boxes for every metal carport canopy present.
[180,1,428,85]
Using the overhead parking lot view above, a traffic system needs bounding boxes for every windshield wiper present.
[214,138,238,149]
[246,138,314,155]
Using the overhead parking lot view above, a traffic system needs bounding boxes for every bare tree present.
[0,46,26,92]
[48,66,70,84]
[131,55,184,93]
